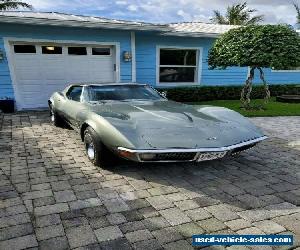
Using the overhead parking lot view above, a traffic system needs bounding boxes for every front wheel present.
[83,127,117,168]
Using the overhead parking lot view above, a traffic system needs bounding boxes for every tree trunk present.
[257,67,271,104]
[241,67,255,107]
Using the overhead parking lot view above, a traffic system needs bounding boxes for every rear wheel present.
[84,127,117,168]
[50,104,65,127]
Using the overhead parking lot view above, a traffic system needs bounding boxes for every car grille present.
[230,143,256,155]
[144,152,197,162]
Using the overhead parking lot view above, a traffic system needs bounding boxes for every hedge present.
[157,84,300,102]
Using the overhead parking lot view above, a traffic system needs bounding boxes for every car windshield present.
[88,85,164,101]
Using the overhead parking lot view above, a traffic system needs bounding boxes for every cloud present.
[127,4,138,11]
[177,10,192,21]
[24,0,299,25]
[116,1,127,5]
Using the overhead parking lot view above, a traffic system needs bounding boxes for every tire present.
[50,105,65,127]
[83,126,117,168]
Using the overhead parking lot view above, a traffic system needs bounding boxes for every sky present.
[24,0,300,25]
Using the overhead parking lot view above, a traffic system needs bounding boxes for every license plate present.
[197,151,227,161]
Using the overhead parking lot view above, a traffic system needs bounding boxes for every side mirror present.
[160,91,167,98]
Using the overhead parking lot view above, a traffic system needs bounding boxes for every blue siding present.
[0,38,14,98]
[252,68,300,84]
[0,24,299,103]
[135,32,300,87]
[0,23,133,99]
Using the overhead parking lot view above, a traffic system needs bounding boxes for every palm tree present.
[211,2,264,25]
[294,2,300,24]
[0,0,32,11]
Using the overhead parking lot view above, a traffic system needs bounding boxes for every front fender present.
[49,92,66,113]
[80,113,135,149]
[197,106,264,135]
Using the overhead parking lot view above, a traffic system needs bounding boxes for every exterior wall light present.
[123,51,132,62]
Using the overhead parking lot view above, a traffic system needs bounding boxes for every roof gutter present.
[0,16,171,32]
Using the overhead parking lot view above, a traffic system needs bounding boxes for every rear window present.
[66,86,83,101]
[14,45,36,53]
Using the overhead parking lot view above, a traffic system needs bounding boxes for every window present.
[66,86,83,101]
[92,48,111,55]
[68,47,87,55]
[42,46,62,54]
[159,48,198,83]
[272,66,300,72]
[14,45,36,53]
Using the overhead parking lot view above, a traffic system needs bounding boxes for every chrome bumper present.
[117,136,268,162]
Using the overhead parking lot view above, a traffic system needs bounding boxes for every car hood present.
[89,100,264,149]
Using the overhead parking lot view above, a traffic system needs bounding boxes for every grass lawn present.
[189,97,300,117]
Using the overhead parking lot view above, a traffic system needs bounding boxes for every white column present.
[131,31,136,82]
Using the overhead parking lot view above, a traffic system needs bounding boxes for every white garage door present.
[10,43,116,109]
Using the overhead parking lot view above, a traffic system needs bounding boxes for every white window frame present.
[156,46,202,87]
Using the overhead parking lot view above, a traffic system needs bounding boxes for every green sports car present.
[49,83,267,167]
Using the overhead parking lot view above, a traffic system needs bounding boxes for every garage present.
[9,42,117,109]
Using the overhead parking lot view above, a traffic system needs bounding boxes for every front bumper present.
[117,136,268,162]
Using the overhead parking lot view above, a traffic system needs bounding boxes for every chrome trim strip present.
[117,136,268,154]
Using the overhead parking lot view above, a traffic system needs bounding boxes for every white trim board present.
[156,45,203,87]
[131,31,136,83]
[4,37,121,110]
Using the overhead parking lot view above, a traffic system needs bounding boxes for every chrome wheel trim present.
[50,106,55,122]
[51,113,55,122]
[87,143,95,160]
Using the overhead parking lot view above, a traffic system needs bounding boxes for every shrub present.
[157,84,300,102]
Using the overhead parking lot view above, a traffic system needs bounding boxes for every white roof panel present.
[168,22,239,36]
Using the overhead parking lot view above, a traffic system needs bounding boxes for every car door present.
[62,86,85,128]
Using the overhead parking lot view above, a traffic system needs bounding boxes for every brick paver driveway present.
[0,112,299,250]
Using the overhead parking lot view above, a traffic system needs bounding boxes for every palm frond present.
[294,2,300,24]
[246,15,264,25]
[0,0,33,11]
[210,10,228,24]
[219,1,263,25]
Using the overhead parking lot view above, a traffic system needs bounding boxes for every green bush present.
[157,84,300,102]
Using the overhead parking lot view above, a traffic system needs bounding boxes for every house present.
[0,11,299,110]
